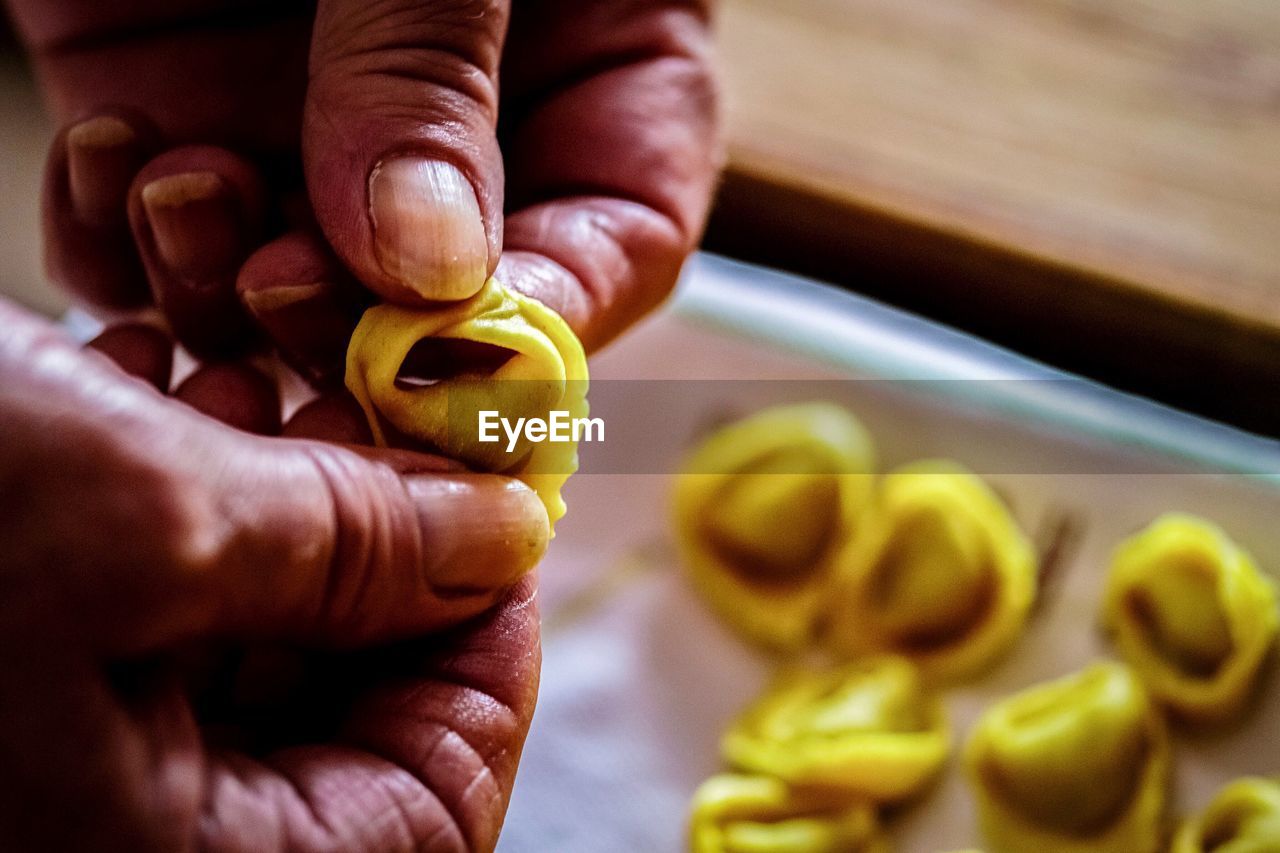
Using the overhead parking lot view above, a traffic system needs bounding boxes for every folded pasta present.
[1173,776,1280,852]
[964,662,1169,853]
[722,657,949,802]
[688,774,887,853]
[823,461,1036,681]
[673,403,875,649]
[345,278,588,530]
[1102,514,1278,723]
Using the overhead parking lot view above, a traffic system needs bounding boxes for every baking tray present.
[500,253,1280,852]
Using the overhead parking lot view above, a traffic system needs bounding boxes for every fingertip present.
[43,111,155,308]
[367,157,489,302]
[405,474,549,595]
[66,115,144,228]
[130,147,265,358]
[140,172,244,279]
[173,363,281,435]
[502,198,689,351]
[86,322,173,391]
[494,249,591,337]
[238,232,368,386]
[301,1,508,308]
[282,392,373,443]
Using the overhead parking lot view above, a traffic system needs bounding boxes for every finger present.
[191,446,548,646]
[2,302,547,655]
[85,322,173,392]
[198,579,540,851]
[282,391,373,443]
[129,146,266,359]
[238,231,369,387]
[499,1,720,350]
[303,0,509,304]
[142,443,546,650]
[173,363,281,436]
[42,111,156,308]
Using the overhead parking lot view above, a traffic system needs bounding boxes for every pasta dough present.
[722,657,950,802]
[673,403,875,649]
[964,662,1169,853]
[345,278,588,530]
[1103,514,1278,722]
[688,774,886,853]
[1173,776,1280,852]
[823,461,1036,681]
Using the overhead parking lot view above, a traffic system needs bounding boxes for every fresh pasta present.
[823,461,1036,681]
[1173,776,1280,852]
[688,774,886,853]
[1103,514,1277,722]
[673,403,875,649]
[345,278,588,530]
[722,657,949,802]
[964,662,1169,853]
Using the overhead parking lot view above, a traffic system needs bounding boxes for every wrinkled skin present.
[1,0,719,849]
[0,300,549,851]
[10,0,721,364]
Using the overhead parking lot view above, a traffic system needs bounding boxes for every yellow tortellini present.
[964,662,1169,853]
[673,403,875,649]
[823,461,1036,681]
[722,657,950,802]
[345,278,588,530]
[1102,514,1278,723]
[1173,776,1280,852]
[688,774,887,853]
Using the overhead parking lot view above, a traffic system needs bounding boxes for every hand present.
[0,299,547,850]
[10,0,720,375]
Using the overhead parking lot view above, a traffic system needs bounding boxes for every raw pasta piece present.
[673,403,875,649]
[1173,776,1280,852]
[964,662,1169,853]
[688,774,887,853]
[1103,514,1278,722]
[823,461,1036,681]
[722,657,949,802]
[345,278,588,530]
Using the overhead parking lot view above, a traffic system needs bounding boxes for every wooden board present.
[707,0,1280,433]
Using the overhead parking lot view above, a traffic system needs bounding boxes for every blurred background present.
[0,17,53,315]
[2,0,1279,430]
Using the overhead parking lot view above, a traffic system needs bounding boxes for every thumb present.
[187,440,549,646]
[303,0,508,305]
[0,299,547,655]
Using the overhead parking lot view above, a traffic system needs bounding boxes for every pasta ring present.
[1103,514,1277,723]
[964,661,1169,853]
[823,460,1036,681]
[673,403,875,649]
[345,278,588,530]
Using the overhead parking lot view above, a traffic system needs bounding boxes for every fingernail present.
[141,172,244,281]
[405,475,548,592]
[369,158,488,301]
[67,116,142,227]
[241,281,354,384]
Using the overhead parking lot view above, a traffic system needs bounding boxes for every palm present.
[48,580,538,850]
[196,581,540,850]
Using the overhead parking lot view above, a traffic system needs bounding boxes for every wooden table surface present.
[707,0,1280,433]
